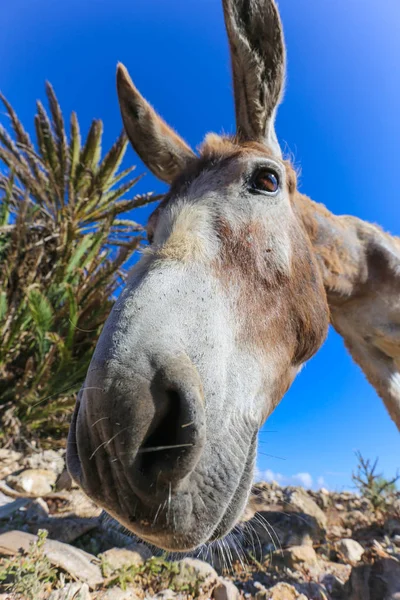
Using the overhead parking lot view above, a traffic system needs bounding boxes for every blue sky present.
[2,0,399,490]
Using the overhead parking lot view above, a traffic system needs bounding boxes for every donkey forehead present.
[152,137,297,225]
[169,136,287,196]
[146,137,300,267]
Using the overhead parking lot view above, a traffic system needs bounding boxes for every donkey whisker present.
[138,443,193,454]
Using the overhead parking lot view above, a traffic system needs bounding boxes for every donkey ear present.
[298,192,400,430]
[222,0,286,155]
[116,63,195,184]
[328,227,400,431]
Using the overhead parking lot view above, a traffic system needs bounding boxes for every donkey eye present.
[250,169,280,194]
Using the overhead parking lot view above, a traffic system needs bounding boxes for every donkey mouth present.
[67,394,256,551]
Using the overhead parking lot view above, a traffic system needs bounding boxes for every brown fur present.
[147,137,328,381]
[213,181,328,371]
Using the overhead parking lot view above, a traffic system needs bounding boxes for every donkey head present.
[67,0,330,551]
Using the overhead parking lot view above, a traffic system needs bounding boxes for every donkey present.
[67,0,400,552]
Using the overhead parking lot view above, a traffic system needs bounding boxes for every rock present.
[173,558,218,592]
[336,538,364,564]
[43,489,101,520]
[213,578,241,600]
[255,582,308,599]
[284,488,327,531]
[317,489,331,510]
[99,544,152,574]
[48,583,91,599]
[319,561,352,585]
[24,498,50,521]
[0,496,30,519]
[243,510,322,554]
[95,589,140,600]
[24,450,65,476]
[31,516,101,544]
[0,448,23,478]
[296,582,329,600]
[56,468,74,491]
[342,510,372,531]
[0,530,103,589]
[344,556,400,600]
[329,525,350,539]
[150,591,178,600]
[385,518,400,538]
[282,545,318,569]
[6,468,57,496]
[320,573,346,596]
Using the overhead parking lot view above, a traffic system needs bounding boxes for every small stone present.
[173,558,218,592]
[213,578,241,600]
[284,488,327,531]
[56,468,74,491]
[0,497,30,520]
[99,544,152,574]
[0,449,23,479]
[24,498,50,521]
[95,588,140,600]
[384,518,400,537]
[24,450,65,476]
[329,525,347,539]
[6,469,57,496]
[320,574,346,595]
[151,591,177,600]
[48,582,91,599]
[343,509,372,530]
[256,582,308,599]
[35,516,101,544]
[283,544,318,569]
[244,509,321,553]
[336,538,364,564]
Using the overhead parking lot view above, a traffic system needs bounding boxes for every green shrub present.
[0,83,158,446]
[0,530,61,599]
[352,451,399,512]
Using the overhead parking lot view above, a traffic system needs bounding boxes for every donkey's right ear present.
[116,63,196,184]
[222,0,286,156]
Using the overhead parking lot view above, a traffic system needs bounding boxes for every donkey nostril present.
[137,386,203,484]
[141,390,183,452]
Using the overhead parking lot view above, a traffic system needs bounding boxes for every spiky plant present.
[0,83,158,447]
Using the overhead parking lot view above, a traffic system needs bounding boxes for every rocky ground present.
[0,449,399,600]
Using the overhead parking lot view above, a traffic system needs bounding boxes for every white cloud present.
[292,472,313,488]
[254,469,328,490]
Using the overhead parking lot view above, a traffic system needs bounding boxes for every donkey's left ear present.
[116,63,195,184]
[222,0,286,156]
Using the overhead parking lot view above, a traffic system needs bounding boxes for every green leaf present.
[69,111,81,186]
[65,234,96,275]
[26,287,54,336]
[95,131,128,191]
[0,291,7,321]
